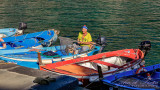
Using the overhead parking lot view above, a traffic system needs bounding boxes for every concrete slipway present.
[0,63,79,90]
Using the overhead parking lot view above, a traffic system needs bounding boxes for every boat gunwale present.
[40,49,144,76]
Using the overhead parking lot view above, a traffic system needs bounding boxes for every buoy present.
[136,67,151,80]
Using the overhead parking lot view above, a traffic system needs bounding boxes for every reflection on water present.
[0,0,160,66]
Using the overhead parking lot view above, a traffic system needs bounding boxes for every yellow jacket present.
[78,31,92,47]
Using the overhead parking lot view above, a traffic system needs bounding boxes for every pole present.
[38,52,43,68]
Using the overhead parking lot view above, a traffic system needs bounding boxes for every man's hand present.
[90,42,96,45]
[78,41,96,45]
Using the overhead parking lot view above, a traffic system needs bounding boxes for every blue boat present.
[0,36,106,69]
[0,45,101,69]
[102,64,160,90]
[0,22,27,38]
[0,28,19,38]
[0,29,58,49]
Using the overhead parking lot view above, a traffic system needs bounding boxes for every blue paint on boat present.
[102,64,160,90]
[0,30,57,49]
[0,28,17,37]
[0,45,101,69]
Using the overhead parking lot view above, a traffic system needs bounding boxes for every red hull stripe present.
[40,49,144,71]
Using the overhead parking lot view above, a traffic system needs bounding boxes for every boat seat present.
[91,60,121,68]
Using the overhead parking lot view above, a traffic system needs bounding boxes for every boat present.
[102,63,160,90]
[0,22,27,38]
[0,45,101,69]
[39,41,151,86]
[0,36,105,69]
[0,29,59,49]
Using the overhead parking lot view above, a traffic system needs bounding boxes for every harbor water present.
[0,0,159,66]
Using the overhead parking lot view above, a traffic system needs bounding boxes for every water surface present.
[0,0,159,66]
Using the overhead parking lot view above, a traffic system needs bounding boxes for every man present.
[77,25,95,52]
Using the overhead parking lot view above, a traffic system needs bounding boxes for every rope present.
[34,30,46,46]
[114,49,137,68]
[85,76,100,88]
[85,75,106,88]
[11,31,44,54]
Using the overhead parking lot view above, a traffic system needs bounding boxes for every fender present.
[136,67,151,80]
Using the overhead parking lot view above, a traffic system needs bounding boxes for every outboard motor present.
[18,22,27,30]
[96,34,107,53]
[17,22,27,35]
[139,41,151,56]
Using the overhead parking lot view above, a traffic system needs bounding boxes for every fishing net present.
[113,77,160,89]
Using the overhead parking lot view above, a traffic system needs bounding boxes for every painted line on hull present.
[41,60,141,81]
[0,53,88,63]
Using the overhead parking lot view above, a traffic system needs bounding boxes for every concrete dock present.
[0,63,79,90]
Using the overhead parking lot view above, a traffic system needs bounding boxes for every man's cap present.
[82,25,88,29]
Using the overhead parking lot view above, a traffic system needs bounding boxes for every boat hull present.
[0,30,57,49]
[40,49,144,85]
[102,64,160,90]
[0,28,17,38]
[0,46,101,69]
